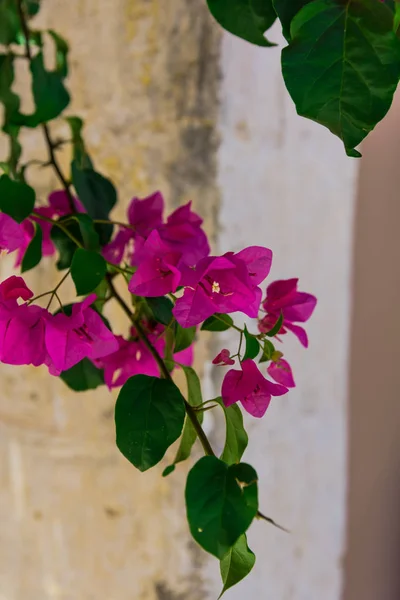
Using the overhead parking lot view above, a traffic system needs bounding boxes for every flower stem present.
[105,274,215,457]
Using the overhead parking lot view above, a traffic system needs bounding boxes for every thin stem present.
[106,274,215,457]
[93,219,136,231]
[256,511,289,534]
[46,270,70,310]
[33,212,83,248]
[17,0,76,214]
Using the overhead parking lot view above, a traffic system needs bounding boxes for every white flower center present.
[212,281,220,294]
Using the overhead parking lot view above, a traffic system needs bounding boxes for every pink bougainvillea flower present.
[0,303,49,367]
[45,294,118,373]
[127,191,164,237]
[267,358,295,388]
[13,190,86,267]
[128,230,182,297]
[96,321,194,389]
[158,202,210,266]
[222,359,288,418]
[259,278,317,348]
[0,214,25,254]
[212,348,235,366]
[104,192,210,267]
[173,246,272,328]
[0,276,50,367]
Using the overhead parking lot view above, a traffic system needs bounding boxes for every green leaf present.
[71,160,117,245]
[47,30,69,79]
[174,324,196,354]
[71,248,107,296]
[115,375,186,472]
[207,0,276,46]
[281,0,400,156]
[265,312,283,337]
[219,534,256,598]
[259,339,275,363]
[60,358,104,392]
[250,0,277,32]
[214,398,248,465]
[201,313,233,332]
[25,0,41,17]
[0,174,35,222]
[65,116,92,168]
[28,51,70,125]
[72,214,100,251]
[146,296,174,326]
[0,0,20,45]
[21,221,42,272]
[165,366,204,473]
[50,219,81,270]
[243,325,260,360]
[272,0,311,40]
[185,456,258,558]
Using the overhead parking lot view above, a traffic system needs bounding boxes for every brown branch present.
[105,274,215,457]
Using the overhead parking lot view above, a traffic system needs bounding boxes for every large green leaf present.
[115,375,186,472]
[21,221,42,272]
[50,219,81,270]
[273,0,312,40]
[207,0,275,46]
[219,534,256,598]
[214,398,248,465]
[71,248,107,296]
[281,0,400,157]
[185,456,258,558]
[60,358,104,392]
[47,30,69,79]
[163,366,204,476]
[146,296,174,326]
[0,174,35,222]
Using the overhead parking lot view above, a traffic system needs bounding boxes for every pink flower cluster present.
[0,191,84,265]
[0,275,117,374]
[214,279,316,418]
[0,189,317,419]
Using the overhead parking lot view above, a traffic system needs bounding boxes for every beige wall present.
[343,93,400,600]
[0,2,221,599]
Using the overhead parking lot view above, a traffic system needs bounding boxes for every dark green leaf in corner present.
[219,534,256,598]
[207,0,276,46]
[281,0,400,157]
[71,248,107,296]
[60,358,104,392]
[185,456,258,558]
[0,174,35,222]
[21,222,42,272]
[115,375,186,472]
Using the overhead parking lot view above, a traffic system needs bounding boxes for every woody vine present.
[0,0,399,596]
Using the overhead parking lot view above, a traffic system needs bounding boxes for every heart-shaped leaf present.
[219,533,256,598]
[115,375,186,472]
[186,456,258,558]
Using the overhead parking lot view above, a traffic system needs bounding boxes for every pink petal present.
[267,359,296,388]
[282,292,317,323]
[0,276,33,301]
[284,321,309,347]
[0,213,25,253]
[234,246,273,285]
[173,286,217,328]
[127,191,164,236]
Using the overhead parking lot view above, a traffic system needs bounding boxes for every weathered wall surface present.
[0,2,221,599]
